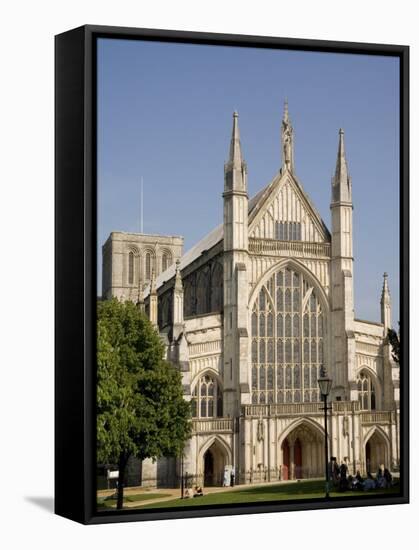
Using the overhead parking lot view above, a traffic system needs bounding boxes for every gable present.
[249,171,331,243]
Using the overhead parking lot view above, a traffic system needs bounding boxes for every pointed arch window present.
[162,251,171,272]
[128,251,134,285]
[250,267,325,404]
[145,252,152,280]
[191,374,223,418]
[357,371,376,410]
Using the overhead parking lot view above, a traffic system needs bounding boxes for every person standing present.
[339,461,348,491]
[223,468,229,487]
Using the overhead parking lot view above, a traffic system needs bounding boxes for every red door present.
[294,438,302,479]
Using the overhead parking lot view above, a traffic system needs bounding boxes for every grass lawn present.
[97,492,172,509]
[138,480,399,510]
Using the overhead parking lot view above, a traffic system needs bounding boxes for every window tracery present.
[251,267,325,404]
[276,221,302,241]
[145,252,152,280]
[161,251,172,272]
[357,371,376,410]
[191,374,223,418]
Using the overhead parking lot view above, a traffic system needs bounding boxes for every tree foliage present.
[97,298,191,508]
[387,325,400,364]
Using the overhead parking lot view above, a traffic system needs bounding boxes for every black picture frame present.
[55,24,409,525]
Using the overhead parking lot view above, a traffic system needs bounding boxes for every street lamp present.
[180,451,184,499]
[318,365,332,498]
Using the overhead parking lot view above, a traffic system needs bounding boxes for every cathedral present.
[102,103,400,488]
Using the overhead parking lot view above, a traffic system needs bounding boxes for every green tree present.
[97,298,191,510]
[387,324,400,364]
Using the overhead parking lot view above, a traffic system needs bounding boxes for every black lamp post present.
[180,452,184,499]
[318,365,333,498]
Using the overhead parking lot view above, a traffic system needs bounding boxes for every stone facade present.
[103,104,400,488]
[102,231,183,301]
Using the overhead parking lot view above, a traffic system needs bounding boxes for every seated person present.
[193,485,204,497]
[363,473,376,490]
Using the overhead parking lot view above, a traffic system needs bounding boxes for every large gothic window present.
[210,262,223,313]
[251,267,325,404]
[357,371,376,410]
[191,374,223,418]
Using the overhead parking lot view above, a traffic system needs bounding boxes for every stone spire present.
[222,111,250,417]
[224,111,247,193]
[330,128,355,397]
[332,129,352,203]
[229,111,243,165]
[281,99,295,173]
[380,272,392,330]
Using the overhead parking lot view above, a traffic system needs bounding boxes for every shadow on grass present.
[137,480,400,510]
[237,480,325,496]
[98,492,172,509]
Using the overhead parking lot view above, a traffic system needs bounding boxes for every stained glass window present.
[250,267,325,404]
[192,374,223,417]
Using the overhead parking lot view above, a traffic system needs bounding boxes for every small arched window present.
[162,252,171,272]
[128,251,134,284]
[191,374,223,418]
[145,252,151,280]
[357,371,377,410]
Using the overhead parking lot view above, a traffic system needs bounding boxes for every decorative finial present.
[284,98,289,122]
[227,110,242,165]
[381,272,390,299]
[332,127,351,202]
[281,98,293,172]
[174,259,183,290]
[380,272,391,327]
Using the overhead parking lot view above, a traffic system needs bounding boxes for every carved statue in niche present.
[257,418,264,441]
[343,415,349,437]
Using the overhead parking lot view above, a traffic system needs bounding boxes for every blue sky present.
[97,38,400,326]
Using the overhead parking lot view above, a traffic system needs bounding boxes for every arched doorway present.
[204,449,215,486]
[365,430,389,474]
[201,439,229,487]
[280,422,324,479]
